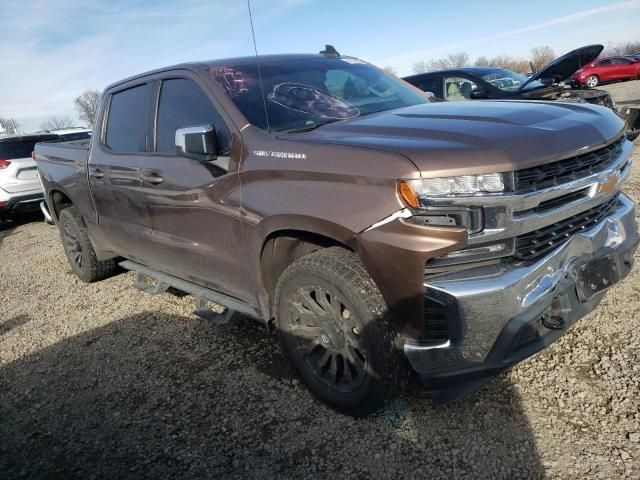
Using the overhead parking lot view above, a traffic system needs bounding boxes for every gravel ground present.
[1,126,640,478]
[600,79,640,105]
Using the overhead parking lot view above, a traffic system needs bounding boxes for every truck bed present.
[35,139,90,164]
[34,139,95,229]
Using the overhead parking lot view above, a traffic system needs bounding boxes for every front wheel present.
[274,247,404,416]
[586,75,599,87]
[58,206,117,282]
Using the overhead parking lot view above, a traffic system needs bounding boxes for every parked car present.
[404,45,612,104]
[569,55,640,87]
[404,45,640,140]
[35,52,638,415]
[0,129,90,223]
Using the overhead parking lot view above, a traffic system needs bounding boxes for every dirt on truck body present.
[34,52,639,415]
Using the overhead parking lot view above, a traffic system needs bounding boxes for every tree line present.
[382,41,640,76]
[0,89,101,135]
[3,41,640,134]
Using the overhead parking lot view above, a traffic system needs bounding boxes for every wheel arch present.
[257,224,356,320]
[49,189,73,222]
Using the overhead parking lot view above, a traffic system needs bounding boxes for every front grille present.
[515,136,625,193]
[515,187,590,217]
[514,195,620,261]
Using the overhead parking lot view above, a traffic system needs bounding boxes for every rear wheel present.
[274,247,404,416]
[58,206,117,282]
[586,75,599,87]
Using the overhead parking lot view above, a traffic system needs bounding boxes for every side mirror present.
[175,125,218,161]
[470,87,490,99]
[538,77,555,86]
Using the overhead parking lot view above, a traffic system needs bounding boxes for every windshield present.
[479,69,544,92]
[211,57,430,132]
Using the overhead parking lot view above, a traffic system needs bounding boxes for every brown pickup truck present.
[35,52,638,415]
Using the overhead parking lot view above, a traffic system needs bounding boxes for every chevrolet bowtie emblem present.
[597,174,619,195]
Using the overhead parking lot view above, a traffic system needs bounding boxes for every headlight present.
[398,173,505,206]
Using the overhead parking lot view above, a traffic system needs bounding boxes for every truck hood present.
[279,100,624,177]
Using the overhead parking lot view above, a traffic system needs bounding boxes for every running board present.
[119,260,262,325]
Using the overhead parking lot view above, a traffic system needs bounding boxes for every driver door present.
[139,75,251,301]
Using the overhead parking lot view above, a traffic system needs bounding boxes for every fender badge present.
[252,150,306,160]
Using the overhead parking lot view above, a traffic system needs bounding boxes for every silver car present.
[0,129,91,222]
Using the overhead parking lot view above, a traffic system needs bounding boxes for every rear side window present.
[595,59,611,66]
[611,57,631,65]
[155,78,229,154]
[0,135,59,159]
[105,84,149,152]
[416,77,441,97]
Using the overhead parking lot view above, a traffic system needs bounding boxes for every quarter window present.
[105,84,149,152]
[155,78,229,154]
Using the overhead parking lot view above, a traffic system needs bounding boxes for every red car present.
[571,56,640,87]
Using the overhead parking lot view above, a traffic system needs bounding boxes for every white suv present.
[0,129,91,222]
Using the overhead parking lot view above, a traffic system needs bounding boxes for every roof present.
[404,66,509,80]
[106,53,352,91]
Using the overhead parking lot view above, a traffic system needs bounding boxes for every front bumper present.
[405,193,639,402]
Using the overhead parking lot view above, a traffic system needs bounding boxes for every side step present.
[119,260,262,325]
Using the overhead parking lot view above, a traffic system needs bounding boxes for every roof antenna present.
[320,45,340,57]
[246,0,270,131]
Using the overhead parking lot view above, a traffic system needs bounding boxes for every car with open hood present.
[403,45,639,140]
[569,55,640,87]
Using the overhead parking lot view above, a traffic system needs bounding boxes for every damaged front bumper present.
[619,104,640,141]
[405,193,638,403]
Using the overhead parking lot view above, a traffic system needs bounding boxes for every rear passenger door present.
[140,75,250,301]
[89,82,153,263]
[610,57,636,78]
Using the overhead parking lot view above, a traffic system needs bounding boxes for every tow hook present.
[541,313,565,330]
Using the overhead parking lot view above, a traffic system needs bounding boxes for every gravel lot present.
[1,84,640,479]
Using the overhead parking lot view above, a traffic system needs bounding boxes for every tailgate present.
[0,156,42,193]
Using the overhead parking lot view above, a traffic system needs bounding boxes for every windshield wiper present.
[280,121,335,134]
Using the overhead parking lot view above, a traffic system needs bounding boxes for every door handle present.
[90,168,104,179]
[143,173,164,185]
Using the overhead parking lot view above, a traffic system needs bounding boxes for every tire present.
[586,75,599,87]
[58,206,117,283]
[274,247,404,416]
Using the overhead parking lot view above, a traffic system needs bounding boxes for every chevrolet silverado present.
[34,52,639,415]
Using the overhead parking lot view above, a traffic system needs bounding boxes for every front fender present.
[353,217,467,339]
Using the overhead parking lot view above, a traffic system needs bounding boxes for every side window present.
[611,57,631,65]
[595,59,611,66]
[444,76,477,101]
[156,78,229,154]
[105,84,149,152]
[416,77,441,97]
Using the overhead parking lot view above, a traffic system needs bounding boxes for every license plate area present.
[17,167,38,180]
[574,254,620,302]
